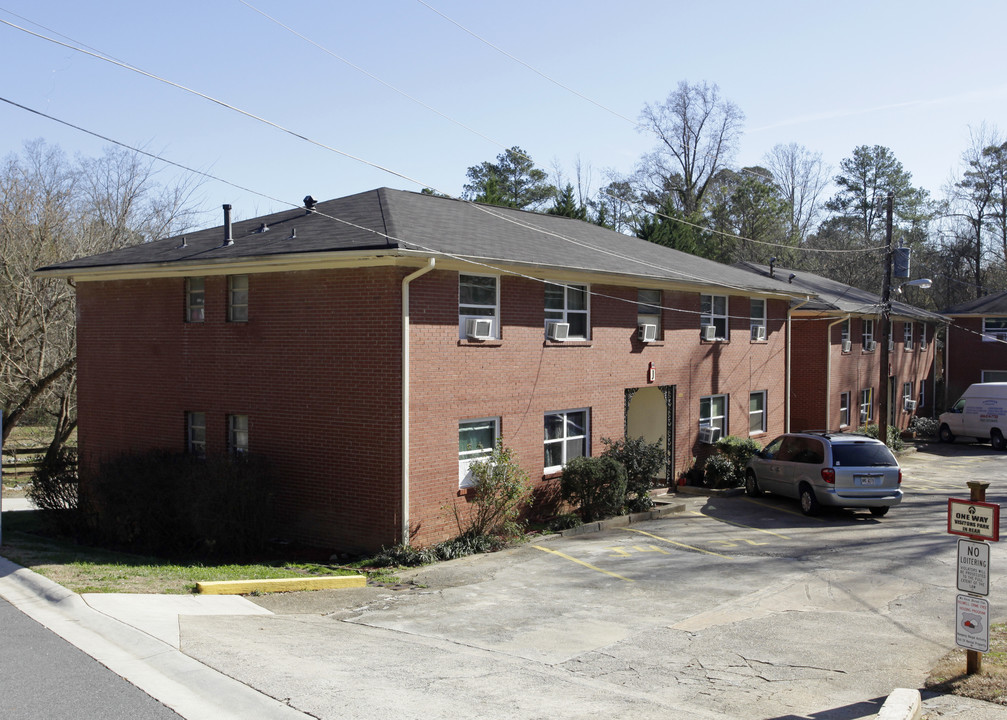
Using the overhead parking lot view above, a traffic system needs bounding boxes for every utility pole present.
[878,192,894,446]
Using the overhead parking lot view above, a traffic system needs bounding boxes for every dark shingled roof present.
[38,188,808,297]
[943,289,1007,315]
[735,261,946,323]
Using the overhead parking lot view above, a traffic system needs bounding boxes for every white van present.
[939,382,1007,450]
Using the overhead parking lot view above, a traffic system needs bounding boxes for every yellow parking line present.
[688,510,792,540]
[531,545,635,582]
[742,496,826,521]
[620,528,732,559]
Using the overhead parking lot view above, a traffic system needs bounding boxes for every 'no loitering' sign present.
[947,499,1000,542]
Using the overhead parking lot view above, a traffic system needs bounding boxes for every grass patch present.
[925,622,1007,705]
[0,509,356,594]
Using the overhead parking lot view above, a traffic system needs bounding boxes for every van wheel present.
[745,471,762,497]
[799,485,819,516]
[869,506,890,517]
[992,429,1006,451]
[939,424,955,443]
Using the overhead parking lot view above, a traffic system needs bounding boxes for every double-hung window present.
[544,409,588,472]
[459,274,499,339]
[862,319,875,350]
[919,380,926,408]
[920,324,928,350]
[983,317,1007,341]
[982,370,1007,382]
[186,278,205,322]
[860,388,873,424]
[700,294,728,340]
[749,391,766,435]
[228,414,249,455]
[904,322,914,350]
[228,275,248,322]
[545,283,589,340]
[839,391,851,428]
[700,394,728,436]
[638,289,662,339]
[750,299,766,340]
[459,417,499,488]
[187,412,206,457]
[840,319,851,346]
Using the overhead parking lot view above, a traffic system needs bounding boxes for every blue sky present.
[2,1,1006,227]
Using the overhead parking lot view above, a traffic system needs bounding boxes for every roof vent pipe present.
[222,204,234,246]
[769,256,777,278]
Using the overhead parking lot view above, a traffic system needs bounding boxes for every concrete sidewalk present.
[0,556,309,720]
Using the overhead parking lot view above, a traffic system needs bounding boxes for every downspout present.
[825,315,851,431]
[401,258,436,546]
[786,297,813,433]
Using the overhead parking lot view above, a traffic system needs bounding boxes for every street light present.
[897,278,933,294]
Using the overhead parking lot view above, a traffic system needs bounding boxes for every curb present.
[197,575,366,594]
[876,688,921,720]
[0,556,310,719]
[558,501,686,537]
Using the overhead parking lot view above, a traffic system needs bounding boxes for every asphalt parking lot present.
[181,443,1007,720]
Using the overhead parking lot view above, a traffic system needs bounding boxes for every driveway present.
[180,444,1006,719]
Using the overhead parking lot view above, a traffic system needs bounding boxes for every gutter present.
[401,258,436,545]
[824,315,852,431]
[786,297,813,433]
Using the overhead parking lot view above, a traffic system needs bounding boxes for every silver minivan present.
[745,432,903,516]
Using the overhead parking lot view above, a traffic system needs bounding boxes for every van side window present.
[951,398,966,413]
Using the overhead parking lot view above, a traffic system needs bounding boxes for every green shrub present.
[858,424,905,451]
[369,543,435,567]
[601,436,665,512]
[455,440,532,540]
[560,456,628,522]
[715,435,761,477]
[909,415,939,438]
[86,451,274,558]
[547,513,583,531]
[28,447,81,535]
[702,453,738,488]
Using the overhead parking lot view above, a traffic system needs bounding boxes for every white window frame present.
[840,318,851,345]
[748,391,766,435]
[839,391,851,428]
[545,283,590,340]
[700,394,728,436]
[700,294,729,341]
[860,388,873,424]
[919,380,926,408]
[920,324,928,350]
[544,409,589,473]
[228,414,249,455]
[904,322,914,350]
[187,411,206,457]
[228,275,248,322]
[750,298,766,340]
[638,289,662,339]
[983,317,1007,340]
[459,274,499,340]
[186,277,205,323]
[902,381,913,409]
[981,370,1007,383]
[459,417,499,488]
[862,319,875,350]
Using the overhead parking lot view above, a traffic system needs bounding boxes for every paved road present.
[0,596,181,720]
[177,443,1007,720]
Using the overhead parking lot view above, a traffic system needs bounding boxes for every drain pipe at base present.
[401,258,436,545]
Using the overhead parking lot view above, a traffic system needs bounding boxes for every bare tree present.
[0,141,202,451]
[764,143,829,245]
[635,81,745,217]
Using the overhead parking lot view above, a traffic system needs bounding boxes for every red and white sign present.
[947,499,1000,542]
[956,594,990,652]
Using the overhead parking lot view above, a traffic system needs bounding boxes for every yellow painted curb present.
[196,575,367,595]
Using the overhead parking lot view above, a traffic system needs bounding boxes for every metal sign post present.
[947,482,1000,675]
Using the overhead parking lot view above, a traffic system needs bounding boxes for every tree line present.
[454,81,1007,313]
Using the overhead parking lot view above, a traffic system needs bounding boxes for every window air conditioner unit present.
[465,317,493,340]
[841,339,852,353]
[888,338,895,351]
[638,323,657,343]
[920,340,928,350]
[751,325,767,342]
[864,339,877,352]
[698,426,722,445]
[904,399,918,412]
[701,324,718,341]
[995,332,1007,342]
[546,321,570,341]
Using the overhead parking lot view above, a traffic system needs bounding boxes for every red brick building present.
[737,263,944,434]
[39,188,813,552]
[943,290,1007,402]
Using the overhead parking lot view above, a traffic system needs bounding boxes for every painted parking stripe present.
[531,545,635,583]
[742,497,827,521]
[620,528,732,559]
[687,510,792,540]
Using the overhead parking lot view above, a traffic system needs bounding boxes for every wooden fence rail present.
[1,446,76,479]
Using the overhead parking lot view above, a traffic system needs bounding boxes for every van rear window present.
[832,443,897,467]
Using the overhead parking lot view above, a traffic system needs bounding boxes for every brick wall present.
[946,318,1007,401]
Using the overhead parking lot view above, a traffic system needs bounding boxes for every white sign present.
[957,539,990,595]
[947,498,1000,541]
[956,594,990,652]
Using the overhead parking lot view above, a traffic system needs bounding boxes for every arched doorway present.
[624,385,675,481]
